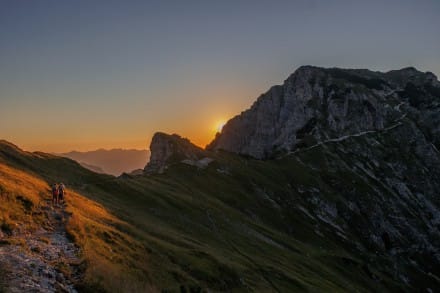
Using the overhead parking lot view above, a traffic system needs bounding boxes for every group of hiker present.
[51,183,66,206]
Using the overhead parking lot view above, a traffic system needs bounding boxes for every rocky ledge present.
[144,132,210,174]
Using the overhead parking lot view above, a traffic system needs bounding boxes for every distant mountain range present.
[60,149,150,176]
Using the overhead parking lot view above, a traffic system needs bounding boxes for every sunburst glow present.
[216,121,226,133]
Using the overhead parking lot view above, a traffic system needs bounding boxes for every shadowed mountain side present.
[2,132,440,291]
[141,66,440,291]
[0,140,406,291]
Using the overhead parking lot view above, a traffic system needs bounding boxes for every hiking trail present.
[279,113,408,159]
[0,199,82,292]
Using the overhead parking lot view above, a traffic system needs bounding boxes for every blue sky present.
[1,0,439,151]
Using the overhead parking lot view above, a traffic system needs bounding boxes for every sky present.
[0,0,439,152]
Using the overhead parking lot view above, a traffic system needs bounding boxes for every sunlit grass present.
[0,162,154,292]
[0,140,419,292]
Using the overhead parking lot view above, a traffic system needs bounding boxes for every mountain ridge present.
[60,148,150,176]
[207,65,440,159]
[146,66,440,173]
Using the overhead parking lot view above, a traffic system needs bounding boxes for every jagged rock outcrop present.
[207,66,440,159]
[144,132,208,173]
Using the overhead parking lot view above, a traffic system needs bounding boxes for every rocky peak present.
[207,66,440,159]
[144,132,206,173]
[385,67,439,88]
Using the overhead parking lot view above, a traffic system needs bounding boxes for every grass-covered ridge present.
[0,128,439,292]
[0,143,154,292]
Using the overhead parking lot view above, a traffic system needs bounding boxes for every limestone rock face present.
[144,132,206,173]
[207,66,440,159]
[203,67,440,281]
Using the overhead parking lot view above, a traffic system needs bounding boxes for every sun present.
[215,120,226,133]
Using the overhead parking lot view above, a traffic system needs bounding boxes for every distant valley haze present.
[59,148,150,176]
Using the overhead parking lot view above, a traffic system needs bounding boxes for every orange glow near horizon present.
[1,84,252,154]
[6,117,234,153]
[215,120,226,133]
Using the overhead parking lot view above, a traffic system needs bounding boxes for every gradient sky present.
[1,0,439,152]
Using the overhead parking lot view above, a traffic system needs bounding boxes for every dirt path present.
[279,114,408,159]
[0,200,82,292]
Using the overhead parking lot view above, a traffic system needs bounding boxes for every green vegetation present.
[0,130,438,292]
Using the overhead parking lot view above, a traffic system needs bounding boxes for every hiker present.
[52,183,59,205]
[58,183,66,204]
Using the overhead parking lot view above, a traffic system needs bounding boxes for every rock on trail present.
[0,200,82,292]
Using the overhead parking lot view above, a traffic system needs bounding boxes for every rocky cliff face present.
[142,67,440,288]
[144,132,207,173]
[207,66,440,159]
[203,66,440,288]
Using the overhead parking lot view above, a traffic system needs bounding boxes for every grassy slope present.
[102,155,402,292]
[0,143,154,292]
[0,136,426,292]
